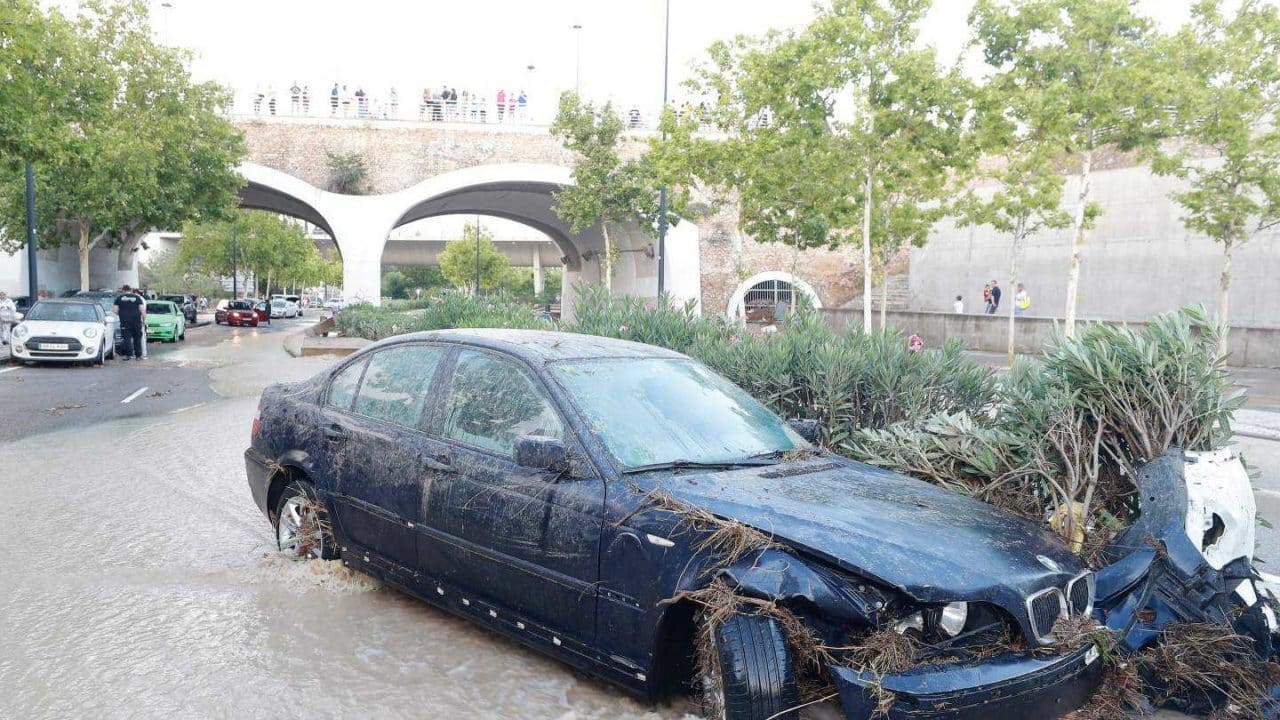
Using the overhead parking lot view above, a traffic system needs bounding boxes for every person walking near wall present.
[1014,283,1030,316]
[953,295,964,314]
[113,285,145,361]
[988,280,1002,315]
[0,291,16,345]
[982,282,993,314]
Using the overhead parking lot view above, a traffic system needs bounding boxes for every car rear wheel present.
[274,481,338,560]
[93,339,105,366]
[701,612,801,720]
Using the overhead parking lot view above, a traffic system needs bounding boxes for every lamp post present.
[25,162,38,298]
[160,2,173,45]
[230,223,238,299]
[655,0,671,298]
[572,24,583,95]
[474,215,481,296]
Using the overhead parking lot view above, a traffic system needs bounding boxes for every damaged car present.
[245,329,1104,720]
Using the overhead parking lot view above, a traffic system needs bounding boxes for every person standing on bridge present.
[496,89,506,123]
[302,85,311,115]
[388,87,398,119]
[330,83,339,115]
[113,285,145,361]
[289,82,301,114]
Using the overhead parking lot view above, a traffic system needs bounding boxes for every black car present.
[73,291,124,353]
[245,330,1101,720]
[160,294,197,324]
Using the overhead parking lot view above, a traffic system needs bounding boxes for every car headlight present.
[895,602,969,638]
[83,327,99,338]
[12,325,28,339]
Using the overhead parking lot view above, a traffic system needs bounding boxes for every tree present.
[437,224,512,294]
[958,88,1074,364]
[550,92,678,293]
[138,248,226,298]
[325,151,368,195]
[0,0,246,291]
[971,0,1163,336]
[180,210,331,297]
[1152,0,1280,352]
[678,0,970,332]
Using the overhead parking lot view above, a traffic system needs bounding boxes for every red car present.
[216,300,262,327]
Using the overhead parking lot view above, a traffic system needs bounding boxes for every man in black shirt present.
[113,285,146,360]
[988,280,1002,315]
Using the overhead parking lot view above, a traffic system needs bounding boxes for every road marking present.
[168,403,205,415]
[0,366,19,374]
[121,386,149,404]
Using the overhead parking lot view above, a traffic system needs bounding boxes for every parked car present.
[269,298,300,319]
[252,300,272,324]
[73,291,123,354]
[216,299,261,327]
[144,300,187,342]
[323,297,346,313]
[160,294,198,324]
[246,330,1102,720]
[9,299,114,364]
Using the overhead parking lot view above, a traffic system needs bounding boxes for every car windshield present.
[228,301,254,310]
[75,293,114,311]
[550,357,807,470]
[26,302,99,323]
[147,303,176,315]
[271,300,286,307]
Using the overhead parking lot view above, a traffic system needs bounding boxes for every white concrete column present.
[532,249,544,295]
[328,215,392,307]
[664,222,702,313]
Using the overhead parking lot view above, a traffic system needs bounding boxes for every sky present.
[135,0,1199,121]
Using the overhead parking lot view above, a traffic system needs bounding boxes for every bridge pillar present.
[326,207,395,306]
[532,250,544,295]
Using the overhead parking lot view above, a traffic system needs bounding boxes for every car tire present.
[179,329,185,341]
[94,339,105,366]
[274,481,339,560]
[701,612,801,720]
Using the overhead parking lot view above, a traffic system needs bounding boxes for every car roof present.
[374,328,689,363]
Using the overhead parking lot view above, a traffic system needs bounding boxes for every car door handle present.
[322,424,349,442]
[425,453,451,471]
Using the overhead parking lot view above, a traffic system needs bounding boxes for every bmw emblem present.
[1037,555,1063,573]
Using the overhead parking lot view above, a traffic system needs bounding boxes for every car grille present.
[1028,588,1065,640]
[27,336,83,352]
[1067,572,1094,615]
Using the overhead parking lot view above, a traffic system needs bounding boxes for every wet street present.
[0,322,1272,720]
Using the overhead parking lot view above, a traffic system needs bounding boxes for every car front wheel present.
[274,481,338,560]
[701,612,801,720]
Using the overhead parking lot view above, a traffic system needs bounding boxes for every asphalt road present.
[0,315,317,443]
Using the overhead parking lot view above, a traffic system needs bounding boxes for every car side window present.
[351,345,447,429]
[441,349,564,458]
[327,358,367,411]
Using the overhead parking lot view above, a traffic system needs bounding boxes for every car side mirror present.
[787,419,821,444]
[515,435,568,472]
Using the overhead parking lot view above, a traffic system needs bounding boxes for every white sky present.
[136,0,1197,121]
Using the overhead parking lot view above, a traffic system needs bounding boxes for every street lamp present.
[160,2,173,45]
[474,215,482,296]
[572,24,583,95]
[656,0,671,298]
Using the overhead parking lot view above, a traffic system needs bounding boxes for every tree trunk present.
[1218,234,1235,356]
[1008,219,1025,366]
[78,219,92,292]
[861,167,874,333]
[1064,148,1093,338]
[601,221,613,293]
[266,268,273,300]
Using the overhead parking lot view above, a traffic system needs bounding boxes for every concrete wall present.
[908,162,1280,328]
[822,308,1280,369]
[1,244,138,297]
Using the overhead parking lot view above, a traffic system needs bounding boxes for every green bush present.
[335,291,548,341]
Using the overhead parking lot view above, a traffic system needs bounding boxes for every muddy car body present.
[245,330,1102,720]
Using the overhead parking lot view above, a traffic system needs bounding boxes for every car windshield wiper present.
[622,458,776,474]
[747,448,824,460]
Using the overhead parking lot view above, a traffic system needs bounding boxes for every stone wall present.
[822,308,1280,369]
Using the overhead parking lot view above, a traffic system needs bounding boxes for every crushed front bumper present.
[829,643,1103,720]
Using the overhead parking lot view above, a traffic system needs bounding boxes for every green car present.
[145,300,187,342]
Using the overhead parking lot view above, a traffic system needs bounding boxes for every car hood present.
[16,319,102,336]
[654,458,1081,604]
[146,315,179,324]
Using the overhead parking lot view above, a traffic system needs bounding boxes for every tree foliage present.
[1151,0,1280,342]
[437,224,512,294]
[0,0,246,291]
[179,210,338,296]
[324,151,369,195]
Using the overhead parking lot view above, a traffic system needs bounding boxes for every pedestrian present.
[252,85,264,115]
[496,89,506,122]
[289,81,301,114]
[953,294,964,314]
[355,86,367,117]
[1014,283,1030,316]
[517,89,528,120]
[0,291,16,345]
[388,87,399,118]
[447,87,458,120]
[982,282,993,314]
[135,286,151,358]
[419,87,430,120]
[341,85,351,116]
[267,85,277,116]
[988,280,1002,315]
[506,91,515,121]
[908,334,924,353]
[301,85,311,115]
[330,83,339,115]
[113,285,145,361]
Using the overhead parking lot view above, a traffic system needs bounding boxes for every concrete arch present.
[726,270,822,321]
[234,161,702,312]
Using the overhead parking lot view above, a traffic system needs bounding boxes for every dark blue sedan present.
[245,329,1101,720]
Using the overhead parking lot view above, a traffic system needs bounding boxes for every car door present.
[319,343,449,569]
[420,347,603,642]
